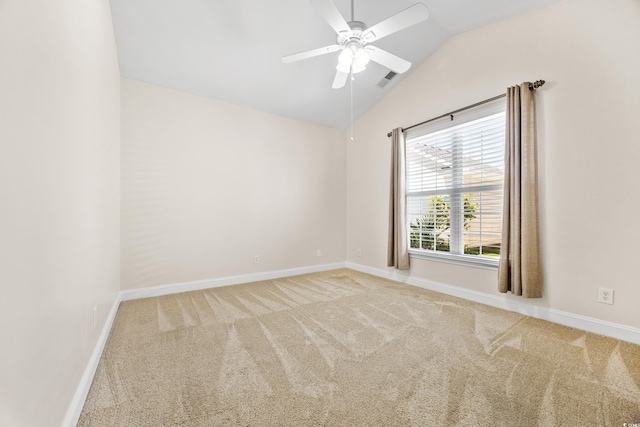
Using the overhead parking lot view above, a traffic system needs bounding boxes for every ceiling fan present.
[282,0,429,89]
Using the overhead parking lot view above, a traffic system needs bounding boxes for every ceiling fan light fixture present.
[337,44,369,74]
[338,47,354,65]
[353,47,370,67]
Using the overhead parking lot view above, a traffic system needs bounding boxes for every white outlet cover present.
[598,287,614,305]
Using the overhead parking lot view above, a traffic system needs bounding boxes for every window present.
[405,99,505,267]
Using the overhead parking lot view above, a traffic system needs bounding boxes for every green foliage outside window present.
[409,194,478,252]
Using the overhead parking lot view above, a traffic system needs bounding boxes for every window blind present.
[406,99,505,259]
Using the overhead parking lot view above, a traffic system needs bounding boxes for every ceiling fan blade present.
[282,45,341,63]
[362,3,429,43]
[310,0,351,35]
[367,46,411,74]
[332,69,349,89]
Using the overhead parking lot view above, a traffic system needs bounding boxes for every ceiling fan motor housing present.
[336,21,368,47]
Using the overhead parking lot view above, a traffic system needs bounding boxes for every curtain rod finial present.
[387,128,402,138]
[529,80,546,90]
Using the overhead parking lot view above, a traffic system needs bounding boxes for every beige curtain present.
[498,83,542,297]
[387,128,410,270]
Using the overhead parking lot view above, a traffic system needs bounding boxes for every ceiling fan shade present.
[353,48,370,68]
[336,43,370,77]
[338,46,354,66]
[282,0,430,88]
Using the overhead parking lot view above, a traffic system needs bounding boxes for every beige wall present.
[347,0,640,329]
[0,0,120,426]
[121,79,346,290]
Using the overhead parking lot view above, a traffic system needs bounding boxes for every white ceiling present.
[109,0,560,129]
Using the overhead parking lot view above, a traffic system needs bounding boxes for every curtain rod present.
[386,80,545,138]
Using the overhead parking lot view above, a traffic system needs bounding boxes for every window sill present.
[409,249,499,270]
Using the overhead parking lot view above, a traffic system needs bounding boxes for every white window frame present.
[405,99,505,269]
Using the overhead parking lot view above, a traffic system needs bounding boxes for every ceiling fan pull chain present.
[350,73,354,141]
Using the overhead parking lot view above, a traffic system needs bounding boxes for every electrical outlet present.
[598,287,614,305]
[357,249,362,257]
[317,249,321,257]
[92,306,97,329]
[253,255,260,264]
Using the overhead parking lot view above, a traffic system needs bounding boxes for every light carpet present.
[78,269,640,426]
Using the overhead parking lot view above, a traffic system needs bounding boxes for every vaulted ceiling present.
[109,0,560,129]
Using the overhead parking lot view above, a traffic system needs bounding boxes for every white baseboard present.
[346,262,640,346]
[120,262,347,301]
[62,292,122,427]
